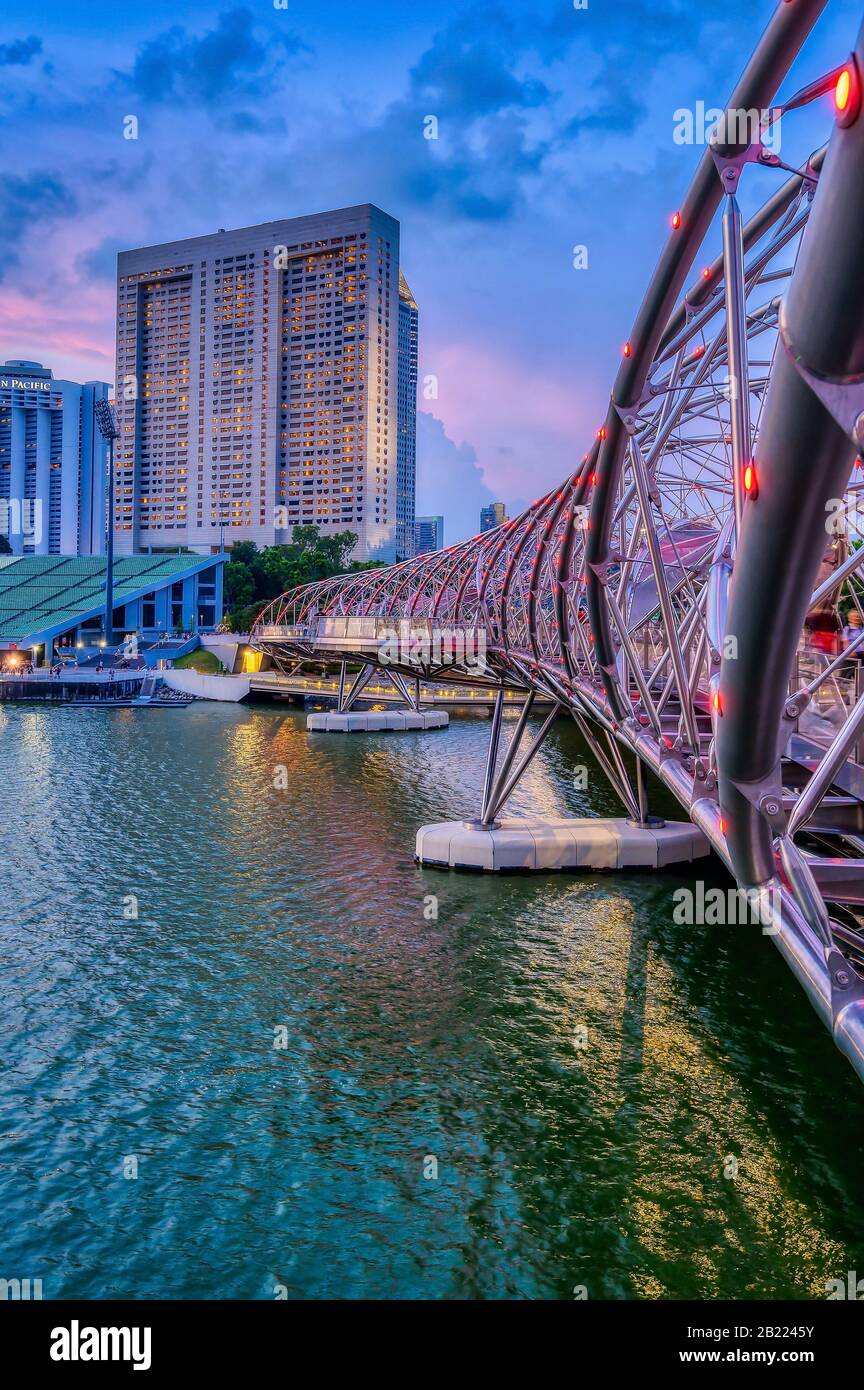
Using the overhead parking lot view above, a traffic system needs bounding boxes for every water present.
[1,699,863,1300]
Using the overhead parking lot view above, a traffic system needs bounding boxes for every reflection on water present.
[1,702,863,1299]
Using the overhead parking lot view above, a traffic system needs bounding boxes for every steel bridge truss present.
[254,1,864,1084]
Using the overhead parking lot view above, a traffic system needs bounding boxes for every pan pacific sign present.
[0,377,50,391]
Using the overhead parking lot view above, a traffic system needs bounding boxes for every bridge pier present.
[414,686,706,870]
[306,660,449,732]
[415,816,709,872]
[308,709,448,733]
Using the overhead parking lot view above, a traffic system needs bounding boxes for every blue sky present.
[0,0,859,541]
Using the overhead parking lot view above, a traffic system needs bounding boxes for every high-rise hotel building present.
[115,204,418,562]
[0,360,111,555]
[396,273,419,560]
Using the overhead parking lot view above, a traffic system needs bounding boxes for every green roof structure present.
[0,554,226,647]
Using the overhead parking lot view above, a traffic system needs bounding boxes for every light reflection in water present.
[0,701,861,1299]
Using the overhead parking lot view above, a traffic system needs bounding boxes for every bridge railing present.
[257,624,309,640]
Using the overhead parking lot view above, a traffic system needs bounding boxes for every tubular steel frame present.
[254,1,864,1084]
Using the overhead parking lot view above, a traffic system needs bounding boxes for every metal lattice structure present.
[254,1,864,1082]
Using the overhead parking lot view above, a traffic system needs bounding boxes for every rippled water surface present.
[1,700,863,1299]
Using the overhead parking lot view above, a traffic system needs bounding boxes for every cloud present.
[228,109,285,135]
[398,117,549,222]
[424,339,593,506]
[123,6,306,107]
[415,412,497,545]
[0,36,42,67]
[346,3,555,222]
[0,284,114,373]
[410,25,550,121]
[0,173,77,282]
[75,236,129,284]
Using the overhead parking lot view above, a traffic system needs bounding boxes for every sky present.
[0,0,860,543]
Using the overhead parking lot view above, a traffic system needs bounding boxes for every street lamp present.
[94,398,118,649]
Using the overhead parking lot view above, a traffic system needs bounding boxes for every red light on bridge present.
[836,67,851,111]
[701,267,711,280]
[671,211,682,230]
[623,342,632,358]
[835,59,861,126]
[743,462,758,497]
[712,690,722,714]
[719,817,727,835]
[590,473,598,485]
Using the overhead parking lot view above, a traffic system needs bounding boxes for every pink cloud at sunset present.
[423,341,603,500]
[0,283,115,379]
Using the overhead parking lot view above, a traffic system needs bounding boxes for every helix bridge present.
[254,1,864,1084]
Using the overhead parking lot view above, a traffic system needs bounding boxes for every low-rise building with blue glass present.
[0,553,226,664]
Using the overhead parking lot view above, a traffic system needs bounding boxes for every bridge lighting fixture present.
[712,690,723,714]
[835,58,861,126]
[671,211,682,230]
[719,818,727,836]
[743,462,757,497]
[835,67,851,111]
[623,342,632,357]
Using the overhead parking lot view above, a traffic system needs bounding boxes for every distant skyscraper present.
[0,360,111,555]
[115,204,417,563]
[480,502,508,533]
[396,272,418,559]
[414,515,443,556]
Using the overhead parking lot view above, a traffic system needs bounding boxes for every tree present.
[0,535,11,555]
[223,526,364,630]
[224,556,256,609]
